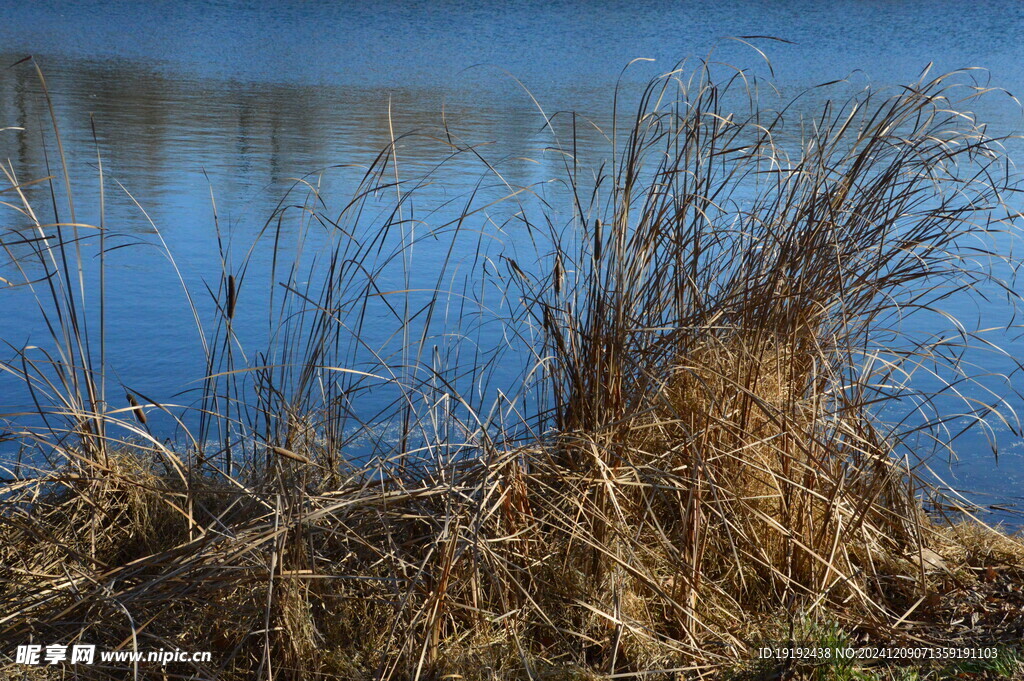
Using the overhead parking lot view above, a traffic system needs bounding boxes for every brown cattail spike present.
[226,274,237,320]
[553,255,562,296]
[126,392,147,425]
[272,446,309,464]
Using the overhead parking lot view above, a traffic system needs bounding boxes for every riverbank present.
[2,437,1023,680]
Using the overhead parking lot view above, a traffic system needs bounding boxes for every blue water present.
[1,0,1022,517]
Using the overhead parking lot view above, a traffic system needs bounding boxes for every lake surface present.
[1,0,1023,518]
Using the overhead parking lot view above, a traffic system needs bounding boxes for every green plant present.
[946,646,1024,679]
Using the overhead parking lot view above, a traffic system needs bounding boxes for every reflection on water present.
[1,0,1023,517]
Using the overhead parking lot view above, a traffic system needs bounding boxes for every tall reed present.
[1,58,1023,680]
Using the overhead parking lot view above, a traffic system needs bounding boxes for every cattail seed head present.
[272,446,309,464]
[126,392,147,425]
[553,255,562,296]
[226,274,237,320]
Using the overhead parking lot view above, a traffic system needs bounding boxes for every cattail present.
[126,391,147,425]
[272,446,309,464]
[226,274,237,320]
[553,254,562,296]
[506,257,527,283]
[593,219,602,262]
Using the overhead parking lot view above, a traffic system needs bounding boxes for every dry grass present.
[1,432,1021,679]
[2,57,1024,679]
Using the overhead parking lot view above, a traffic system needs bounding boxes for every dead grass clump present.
[1,452,185,583]
[1,439,1023,679]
